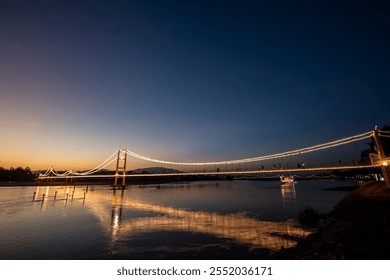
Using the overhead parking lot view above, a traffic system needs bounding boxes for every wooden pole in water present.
[373,128,390,188]
[54,191,57,201]
[32,192,36,201]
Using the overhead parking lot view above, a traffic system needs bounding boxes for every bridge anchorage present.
[38,127,390,188]
[372,128,390,188]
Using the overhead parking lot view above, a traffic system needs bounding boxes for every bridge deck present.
[40,164,380,179]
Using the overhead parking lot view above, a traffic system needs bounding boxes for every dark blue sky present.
[1,0,389,169]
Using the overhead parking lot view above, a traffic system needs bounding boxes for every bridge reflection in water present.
[84,187,309,253]
[281,184,297,208]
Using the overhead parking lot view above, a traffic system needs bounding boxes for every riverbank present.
[0,174,238,187]
[275,181,390,259]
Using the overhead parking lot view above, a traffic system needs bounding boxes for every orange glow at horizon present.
[0,147,155,171]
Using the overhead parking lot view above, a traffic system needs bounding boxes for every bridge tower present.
[114,148,128,186]
[373,128,390,188]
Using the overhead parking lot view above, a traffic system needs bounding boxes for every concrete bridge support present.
[373,129,390,188]
[114,148,127,186]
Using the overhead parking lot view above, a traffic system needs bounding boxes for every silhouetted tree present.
[0,166,35,181]
[382,124,390,155]
[360,125,390,164]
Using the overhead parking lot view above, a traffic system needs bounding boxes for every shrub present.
[298,206,321,228]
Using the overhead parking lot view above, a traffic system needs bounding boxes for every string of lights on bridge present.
[39,130,376,178]
[379,130,390,138]
[124,131,372,166]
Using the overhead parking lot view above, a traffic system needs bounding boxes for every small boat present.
[280,175,296,184]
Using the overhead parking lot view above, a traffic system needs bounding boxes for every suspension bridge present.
[39,128,390,187]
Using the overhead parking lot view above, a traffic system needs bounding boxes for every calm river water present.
[0,180,355,259]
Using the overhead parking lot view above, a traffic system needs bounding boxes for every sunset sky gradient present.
[0,0,389,170]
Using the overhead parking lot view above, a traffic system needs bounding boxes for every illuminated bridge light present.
[38,129,390,180]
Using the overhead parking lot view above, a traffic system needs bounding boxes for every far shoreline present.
[0,175,368,188]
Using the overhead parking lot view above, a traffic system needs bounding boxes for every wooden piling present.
[32,192,36,201]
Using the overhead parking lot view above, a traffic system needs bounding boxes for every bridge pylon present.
[373,128,390,188]
[114,148,127,186]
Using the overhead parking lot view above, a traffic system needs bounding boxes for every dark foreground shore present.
[275,181,390,259]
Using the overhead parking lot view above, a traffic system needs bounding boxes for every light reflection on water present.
[0,180,353,259]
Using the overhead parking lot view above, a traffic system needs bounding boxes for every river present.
[0,179,355,259]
